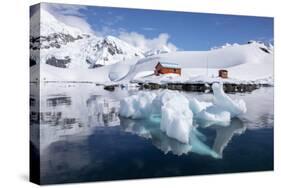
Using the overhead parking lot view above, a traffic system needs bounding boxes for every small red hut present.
[154,62,181,76]
[218,69,228,79]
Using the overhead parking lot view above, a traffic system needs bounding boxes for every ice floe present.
[212,82,247,117]
[119,92,156,119]
[160,96,193,144]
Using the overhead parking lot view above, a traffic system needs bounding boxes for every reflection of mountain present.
[120,117,246,158]
[31,90,121,151]
[46,95,71,106]
[87,95,120,127]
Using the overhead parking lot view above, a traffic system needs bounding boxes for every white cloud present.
[42,3,87,16]
[118,32,178,52]
[55,14,93,34]
[41,3,93,34]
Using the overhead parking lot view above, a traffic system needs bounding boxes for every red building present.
[218,69,228,79]
[154,62,181,76]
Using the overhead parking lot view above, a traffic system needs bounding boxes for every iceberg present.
[119,92,156,119]
[194,83,246,127]
[119,83,247,144]
[189,98,212,114]
[212,82,247,117]
[160,96,193,144]
[196,106,231,127]
[151,90,183,114]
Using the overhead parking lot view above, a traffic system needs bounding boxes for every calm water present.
[30,84,274,184]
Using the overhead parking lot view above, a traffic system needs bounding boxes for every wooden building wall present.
[155,63,181,75]
[158,67,181,75]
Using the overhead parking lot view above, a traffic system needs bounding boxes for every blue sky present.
[40,3,274,51]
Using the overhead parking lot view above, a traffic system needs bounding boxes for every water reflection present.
[30,84,273,184]
[212,118,246,157]
[46,95,72,106]
[120,117,246,158]
[31,85,248,158]
[36,90,121,151]
[87,95,120,127]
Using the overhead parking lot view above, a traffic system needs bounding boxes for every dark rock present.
[30,32,83,50]
[46,56,71,68]
[104,85,117,91]
[259,47,270,54]
[30,58,36,67]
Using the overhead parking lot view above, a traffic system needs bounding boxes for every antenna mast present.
[206,53,209,77]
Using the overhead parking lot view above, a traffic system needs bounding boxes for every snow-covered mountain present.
[129,41,274,83]
[30,8,273,85]
[88,36,144,67]
[144,45,172,57]
[31,40,273,84]
[30,8,144,69]
[30,8,85,50]
[211,41,273,54]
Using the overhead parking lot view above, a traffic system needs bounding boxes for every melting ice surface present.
[119,83,247,158]
[30,83,273,184]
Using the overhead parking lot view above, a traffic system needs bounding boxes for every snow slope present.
[32,41,273,84]
[30,7,83,39]
[128,42,273,84]
[30,8,274,84]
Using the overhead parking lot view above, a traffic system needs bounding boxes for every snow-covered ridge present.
[88,36,144,67]
[31,8,84,39]
[211,41,273,54]
[30,8,145,68]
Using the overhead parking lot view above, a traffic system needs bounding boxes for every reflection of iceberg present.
[212,118,246,158]
[120,116,246,159]
[120,117,219,158]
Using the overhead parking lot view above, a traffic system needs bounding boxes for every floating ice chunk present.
[196,106,231,127]
[119,92,156,119]
[212,83,247,117]
[151,90,183,114]
[160,96,193,144]
[189,98,213,114]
